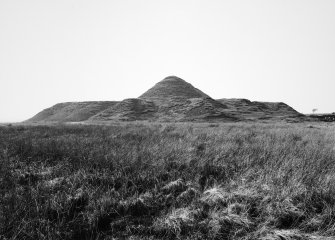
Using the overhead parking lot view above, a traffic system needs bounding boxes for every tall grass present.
[0,122,334,239]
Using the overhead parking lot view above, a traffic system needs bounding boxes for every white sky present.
[1,0,335,122]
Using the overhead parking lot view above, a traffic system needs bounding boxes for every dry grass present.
[0,122,335,239]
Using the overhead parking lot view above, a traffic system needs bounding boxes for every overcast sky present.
[1,0,335,122]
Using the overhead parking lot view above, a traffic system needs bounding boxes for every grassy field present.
[1,122,335,239]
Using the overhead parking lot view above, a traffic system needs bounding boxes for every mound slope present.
[26,101,118,123]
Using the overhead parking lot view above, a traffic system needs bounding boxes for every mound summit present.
[139,76,210,100]
[26,76,303,123]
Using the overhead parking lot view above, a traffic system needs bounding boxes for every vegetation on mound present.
[1,123,335,239]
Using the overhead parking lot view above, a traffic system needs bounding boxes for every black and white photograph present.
[1,0,335,239]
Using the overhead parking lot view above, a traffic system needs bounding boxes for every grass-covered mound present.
[26,76,304,123]
[1,122,335,239]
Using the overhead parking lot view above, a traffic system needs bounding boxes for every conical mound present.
[139,76,210,100]
[25,75,305,123]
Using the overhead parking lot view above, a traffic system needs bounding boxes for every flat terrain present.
[1,122,335,239]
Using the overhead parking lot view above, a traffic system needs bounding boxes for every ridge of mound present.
[154,97,237,121]
[26,101,118,123]
[90,97,238,122]
[90,98,157,121]
[139,76,210,101]
[217,98,303,120]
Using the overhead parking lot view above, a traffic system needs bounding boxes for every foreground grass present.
[0,122,335,239]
